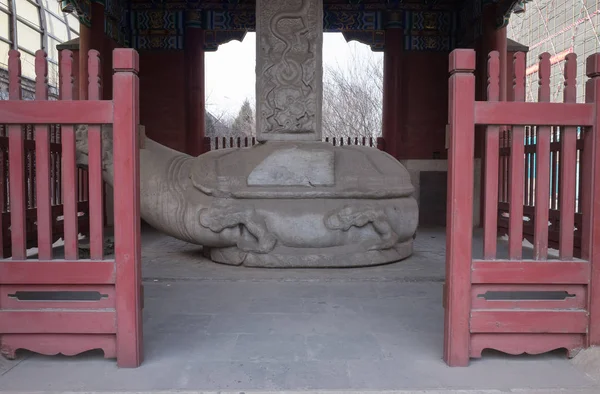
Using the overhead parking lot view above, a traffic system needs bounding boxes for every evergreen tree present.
[231,98,255,137]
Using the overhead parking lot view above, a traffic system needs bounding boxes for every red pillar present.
[382,28,403,160]
[185,28,206,157]
[78,2,104,100]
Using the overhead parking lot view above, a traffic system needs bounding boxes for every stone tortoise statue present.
[75,125,418,267]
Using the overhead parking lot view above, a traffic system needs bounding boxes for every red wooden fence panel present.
[0,48,143,368]
[445,48,599,367]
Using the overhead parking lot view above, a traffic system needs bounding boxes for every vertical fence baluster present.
[60,50,78,260]
[444,49,475,367]
[88,50,104,260]
[524,126,530,206]
[533,53,552,259]
[0,127,5,258]
[483,51,500,259]
[576,133,583,214]
[113,49,143,367]
[557,128,562,210]
[559,54,578,259]
[34,50,53,260]
[509,53,526,259]
[8,50,26,259]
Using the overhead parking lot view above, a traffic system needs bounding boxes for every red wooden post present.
[61,50,79,260]
[185,28,206,156]
[583,53,600,346]
[534,53,552,260]
[8,50,26,260]
[483,51,500,259]
[382,27,402,159]
[559,54,578,259]
[509,53,526,259]
[203,137,211,152]
[215,137,219,150]
[112,49,143,367]
[444,49,476,367]
[34,50,53,260]
[88,50,104,260]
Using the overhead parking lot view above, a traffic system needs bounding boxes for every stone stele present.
[75,0,418,267]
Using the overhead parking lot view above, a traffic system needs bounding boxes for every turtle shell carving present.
[190,141,415,199]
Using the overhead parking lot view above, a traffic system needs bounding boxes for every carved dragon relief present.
[257,0,322,137]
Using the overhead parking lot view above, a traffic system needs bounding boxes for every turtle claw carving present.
[325,205,400,250]
[199,202,277,254]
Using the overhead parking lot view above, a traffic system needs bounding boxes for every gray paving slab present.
[0,226,599,392]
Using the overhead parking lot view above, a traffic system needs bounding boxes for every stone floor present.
[0,225,599,393]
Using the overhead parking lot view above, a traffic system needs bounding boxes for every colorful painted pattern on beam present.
[130,9,185,50]
[404,11,457,34]
[104,0,130,45]
[405,35,455,51]
[60,0,463,52]
[323,11,382,31]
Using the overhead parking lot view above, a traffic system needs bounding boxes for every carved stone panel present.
[256,0,323,141]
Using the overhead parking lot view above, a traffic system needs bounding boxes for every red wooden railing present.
[202,135,385,152]
[498,126,585,256]
[445,49,600,367]
[0,124,91,257]
[0,48,143,367]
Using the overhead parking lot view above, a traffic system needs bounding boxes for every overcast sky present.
[204,32,382,116]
